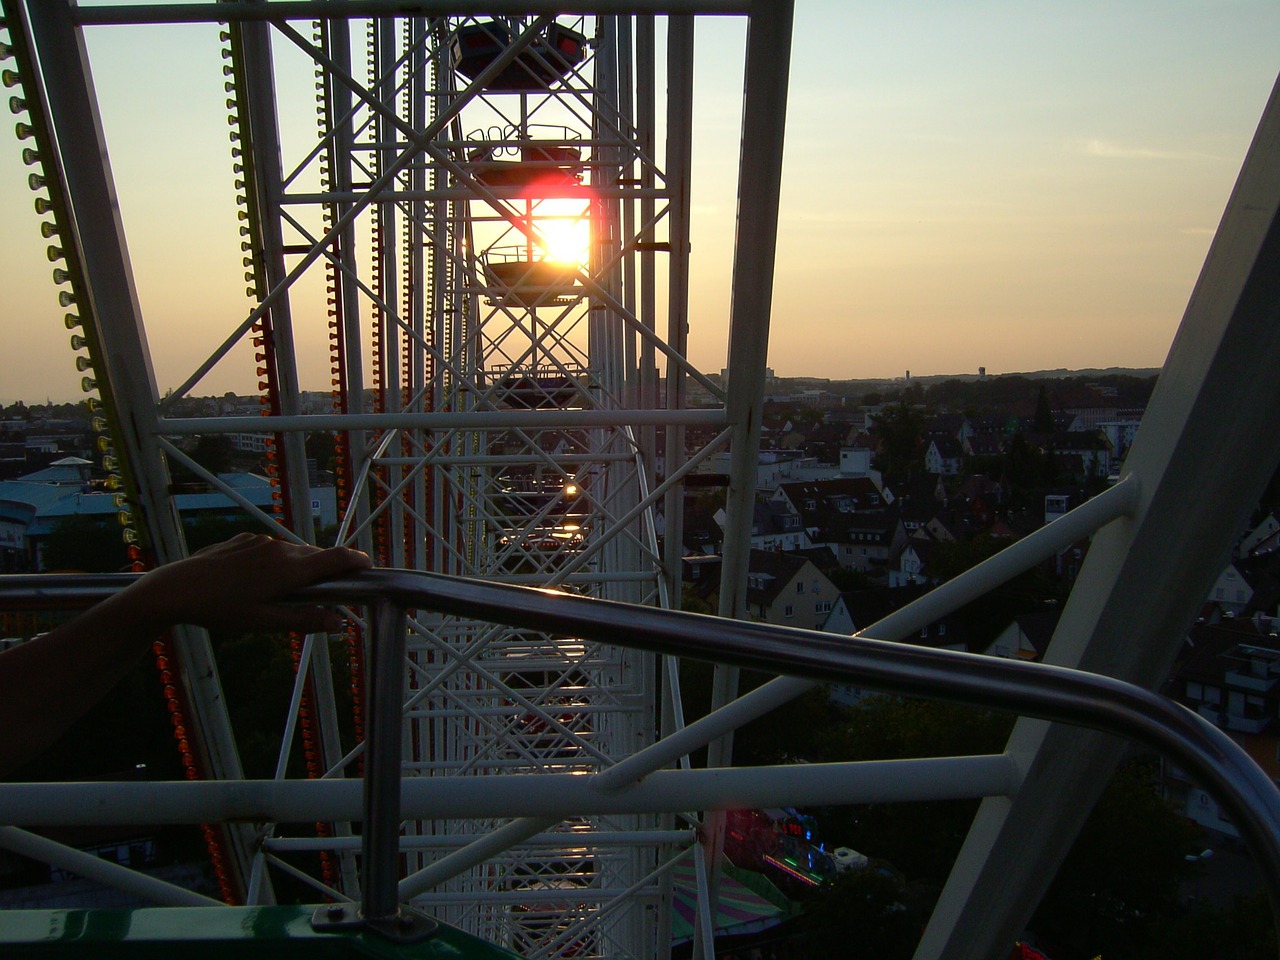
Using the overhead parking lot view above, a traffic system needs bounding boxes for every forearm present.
[0,534,370,777]
[0,590,165,776]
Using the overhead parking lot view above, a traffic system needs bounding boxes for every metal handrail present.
[312,569,1280,918]
[4,568,1280,930]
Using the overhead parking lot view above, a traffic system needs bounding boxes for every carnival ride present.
[3,2,1280,959]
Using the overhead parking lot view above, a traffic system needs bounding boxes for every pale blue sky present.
[2,2,1278,402]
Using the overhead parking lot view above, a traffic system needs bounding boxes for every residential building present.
[1164,619,1280,837]
[889,538,942,588]
[713,500,811,553]
[771,477,889,519]
[839,584,968,650]
[740,549,842,630]
[1210,562,1254,614]
[924,437,964,476]
[984,607,1062,661]
[816,510,907,575]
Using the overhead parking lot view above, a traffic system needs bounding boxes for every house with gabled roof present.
[892,473,946,533]
[801,421,851,465]
[790,544,841,575]
[1209,562,1254,614]
[713,499,811,553]
[738,549,842,630]
[771,476,890,519]
[959,474,1005,505]
[681,492,725,556]
[896,496,935,535]
[824,585,971,705]
[839,584,969,650]
[889,537,943,588]
[1047,430,1113,479]
[814,509,907,575]
[923,413,973,444]
[984,607,1062,661]
[983,518,1020,541]
[1237,550,1280,620]
[1238,511,1280,560]
[963,432,1005,459]
[1100,417,1143,463]
[924,437,964,476]
[921,513,959,543]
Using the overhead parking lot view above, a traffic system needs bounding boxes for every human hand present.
[125,533,372,634]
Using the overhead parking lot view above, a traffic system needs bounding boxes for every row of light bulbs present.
[2,26,133,537]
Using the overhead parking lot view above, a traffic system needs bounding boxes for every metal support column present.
[708,0,794,762]
[918,71,1280,960]
[697,6,793,959]
[19,0,255,897]
[661,15,694,611]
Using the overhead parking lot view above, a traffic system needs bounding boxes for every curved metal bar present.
[4,566,1280,911]
[295,567,1280,909]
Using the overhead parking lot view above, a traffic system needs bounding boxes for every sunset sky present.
[2,1,1278,403]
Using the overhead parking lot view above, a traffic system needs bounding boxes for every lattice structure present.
[12,5,1277,960]
[0,4,793,958]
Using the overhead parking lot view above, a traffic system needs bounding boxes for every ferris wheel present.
[6,3,1280,960]
[0,2,794,957]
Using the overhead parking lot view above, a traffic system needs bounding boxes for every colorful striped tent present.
[670,860,800,946]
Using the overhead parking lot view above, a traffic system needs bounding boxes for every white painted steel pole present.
[0,756,1018,826]
[918,71,1280,960]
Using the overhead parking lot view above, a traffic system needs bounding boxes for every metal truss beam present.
[73,1,754,27]
[917,70,1280,960]
[14,0,256,897]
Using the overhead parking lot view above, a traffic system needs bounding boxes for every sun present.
[532,202,591,266]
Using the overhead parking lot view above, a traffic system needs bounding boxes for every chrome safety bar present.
[5,567,1280,928]
[315,569,1280,921]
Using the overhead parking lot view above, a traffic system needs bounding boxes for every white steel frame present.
[4,1,1280,959]
[1,2,785,958]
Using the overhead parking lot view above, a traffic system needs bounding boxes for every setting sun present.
[531,200,591,266]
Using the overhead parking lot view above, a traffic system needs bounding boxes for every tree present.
[796,868,917,959]
[927,536,1060,646]
[1142,891,1276,960]
[1030,761,1201,958]
[211,629,317,779]
[827,566,874,593]
[192,434,235,475]
[306,430,338,474]
[870,401,924,485]
[782,699,1203,959]
[169,435,236,483]
[1032,383,1055,433]
[10,652,184,783]
[677,662,840,768]
[731,680,844,767]
[40,515,131,572]
[1003,431,1055,497]
[812,697,1015,881]
[182,514,262,553]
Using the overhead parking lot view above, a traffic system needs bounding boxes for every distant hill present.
[771,368,1160,397]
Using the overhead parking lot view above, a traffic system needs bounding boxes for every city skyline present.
[2,1,1278,402]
